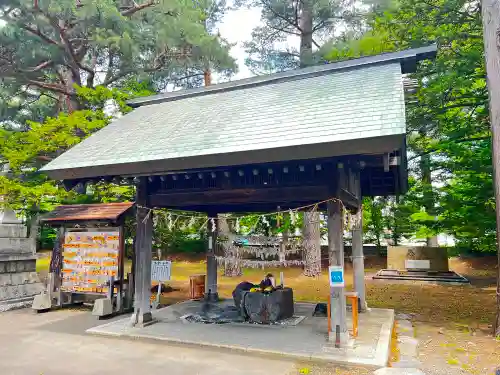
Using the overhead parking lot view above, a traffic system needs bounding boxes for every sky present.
[216,7,263,80]
[216,6,301,82]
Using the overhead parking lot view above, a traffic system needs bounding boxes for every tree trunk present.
[219,214,242,277]
[481,0,500,337]
[55,65,81,113]
[298,0,318,275]
[299,0,314,68]
[57,18,82,113]
[303,209,321,276]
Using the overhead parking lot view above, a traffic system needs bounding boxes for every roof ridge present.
[127,45,437,108]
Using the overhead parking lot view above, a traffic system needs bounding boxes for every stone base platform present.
[87,301,395,368]
[0,221,44,311]
[373,269,469,284]
[0,255,44,312]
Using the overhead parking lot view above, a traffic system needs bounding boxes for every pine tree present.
[234,0,366,73]
[0,0,235,116]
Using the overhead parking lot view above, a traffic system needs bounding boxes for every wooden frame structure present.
[34,203,134,317]
[40,46,437,342]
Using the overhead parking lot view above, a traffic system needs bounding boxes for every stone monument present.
[373,246,468,283]
[0,202,43,311]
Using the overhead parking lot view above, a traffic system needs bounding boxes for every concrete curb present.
[377,309,395,367]
[87,310,395,369]
[86,305,395,369]
[88,326,384,368]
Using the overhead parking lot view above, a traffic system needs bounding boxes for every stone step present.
[391,318,422,371]
[0,238,35,254]
[397,336,419,358]
[0,224,27,238]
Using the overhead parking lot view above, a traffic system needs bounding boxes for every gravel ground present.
[416,323,500,375]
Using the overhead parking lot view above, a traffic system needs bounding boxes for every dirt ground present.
[35,253,500,374]
[151,256,498,326]
[416,323,500,375]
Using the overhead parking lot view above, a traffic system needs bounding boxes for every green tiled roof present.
[42,63,405,179]
[42,46,436,179]
[41,46,441,180]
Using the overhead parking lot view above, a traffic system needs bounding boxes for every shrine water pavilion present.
[41,46,437,345]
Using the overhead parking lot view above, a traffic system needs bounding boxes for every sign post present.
[328,265,346,346]
[151,260,172,309]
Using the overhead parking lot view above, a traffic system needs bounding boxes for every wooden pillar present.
[351,169,367,311]
[205,212,219,301]
[327,163,349,345]
[130,177,153,326]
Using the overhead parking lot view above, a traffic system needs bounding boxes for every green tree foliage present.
[325,0,492,252]
[0,0,237,251]
[234,0,370,73]
[152,212,208,254]
[0,85,149,214]
[0,85,58,130]
[0,0,235,118]
[384,179,421,244]
[361,181,425,248]
[362,196,386,250]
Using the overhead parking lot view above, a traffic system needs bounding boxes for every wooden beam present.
[152,202,327,214]
[336,164,361,210]
[338,188,360,211]
[326,163,349,345]
[149,185,330,208]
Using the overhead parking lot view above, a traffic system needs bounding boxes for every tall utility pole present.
[481,0,500,336]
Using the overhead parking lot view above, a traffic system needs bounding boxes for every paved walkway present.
[0,308,296,375]
[88,301,394,368]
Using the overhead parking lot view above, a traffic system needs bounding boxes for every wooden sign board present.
[61,228,121,294]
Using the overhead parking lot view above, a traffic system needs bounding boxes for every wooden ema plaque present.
[61,229,121,294]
